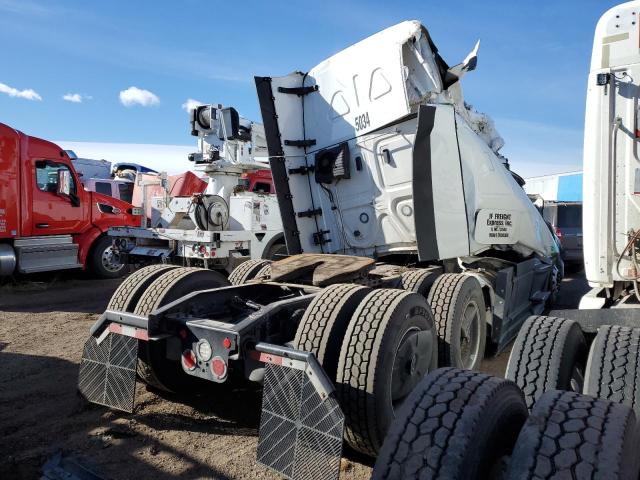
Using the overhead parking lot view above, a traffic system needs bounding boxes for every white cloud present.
[0,82,42,101]
[63,93,91,103]
[181,98,204,113]
[119,86,159,107]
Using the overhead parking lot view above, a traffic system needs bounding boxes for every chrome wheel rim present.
[102,246,124,273]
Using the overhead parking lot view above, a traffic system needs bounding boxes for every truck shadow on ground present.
[134,380,264,435]
[0,351,262,480]
[0,272,121,313]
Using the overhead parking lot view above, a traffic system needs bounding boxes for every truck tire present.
[506,315,587,409]
[427,273,486,370]
[107,264,179,312]
[336,289,438,456]
[228,259,272,285]
[90,235,127,278]
[373,368,528,480]
[401,268,441,298]
[254,263,272,280]
[293,284,371,382]
[506,390,639,480]
[584,325,640,417]
[134,267,230,392]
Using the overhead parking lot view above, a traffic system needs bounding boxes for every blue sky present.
[0,1,616,176]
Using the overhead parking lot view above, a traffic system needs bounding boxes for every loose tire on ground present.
[427,273,486,370]
[373,368,528,480]
[293,284,371,382]
[107,264,179,312]
[506,390,639,480]
[584,325,640,417]
[90,235,127,278]
[401,268,441,298]
[506,315,587,409]
[336,289,438,456]
[135,267,230,391]
[228,259,272,285]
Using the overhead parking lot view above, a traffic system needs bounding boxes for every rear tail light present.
[211,356,228,380]
[554,226,563,239]
[181,349,197,371]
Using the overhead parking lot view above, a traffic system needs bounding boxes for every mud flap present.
[255,344,344,480]
[78,333,138,412]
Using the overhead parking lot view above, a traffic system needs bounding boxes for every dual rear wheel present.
[108,265,230,392]
[293,285,439,456]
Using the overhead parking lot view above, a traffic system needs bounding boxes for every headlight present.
[197,339,212,361]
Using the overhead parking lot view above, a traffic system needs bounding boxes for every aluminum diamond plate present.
[78,333,138,412]
[257,363,344,480]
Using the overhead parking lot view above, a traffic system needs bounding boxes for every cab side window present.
[95,182,112,196]
[35,161,77,195]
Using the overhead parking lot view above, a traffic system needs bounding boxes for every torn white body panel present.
[256,20,557,262]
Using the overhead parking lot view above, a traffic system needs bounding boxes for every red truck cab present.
[0,123,140,277]
[239,169,275,194]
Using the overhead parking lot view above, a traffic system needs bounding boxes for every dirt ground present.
[0,268,588,480]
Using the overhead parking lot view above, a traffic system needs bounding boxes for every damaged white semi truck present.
[77,20,563,480]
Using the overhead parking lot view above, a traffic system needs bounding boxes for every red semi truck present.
[0,123,141,278]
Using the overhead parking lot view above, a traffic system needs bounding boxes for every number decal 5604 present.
[355,112,371,132]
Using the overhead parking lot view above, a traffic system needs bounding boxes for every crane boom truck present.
[77,21,562,479]
[107,105,285,273]
[0,123,141,278]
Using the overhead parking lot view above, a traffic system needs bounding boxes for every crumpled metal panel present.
[257,363,344,480]
[78,333,138,412]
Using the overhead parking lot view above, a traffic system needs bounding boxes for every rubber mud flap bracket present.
[255,344,345,480]
[78,333,138,413]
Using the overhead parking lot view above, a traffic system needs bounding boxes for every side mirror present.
[57,169,72,196]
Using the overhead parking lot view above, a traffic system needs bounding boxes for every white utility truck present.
[78,21,563,480]
[107,105,285,273]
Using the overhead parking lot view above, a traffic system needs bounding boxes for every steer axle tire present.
[373,368,528,480]
[427,273,486,371]
[506,315,587,409]
[584,325,640,417]
[507,390,639,480]
[228,259,272,285]
[293,284,371,382]
[336,289,437,456]
[91,235,127,278]
[134,267,230,392]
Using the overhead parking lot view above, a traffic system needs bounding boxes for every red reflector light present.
[223,337,232,349]
[181,350,197,371]
[554,226,563,239]
[211,356,227,379]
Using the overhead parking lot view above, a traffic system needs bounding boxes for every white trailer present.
[108,105,286,273]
